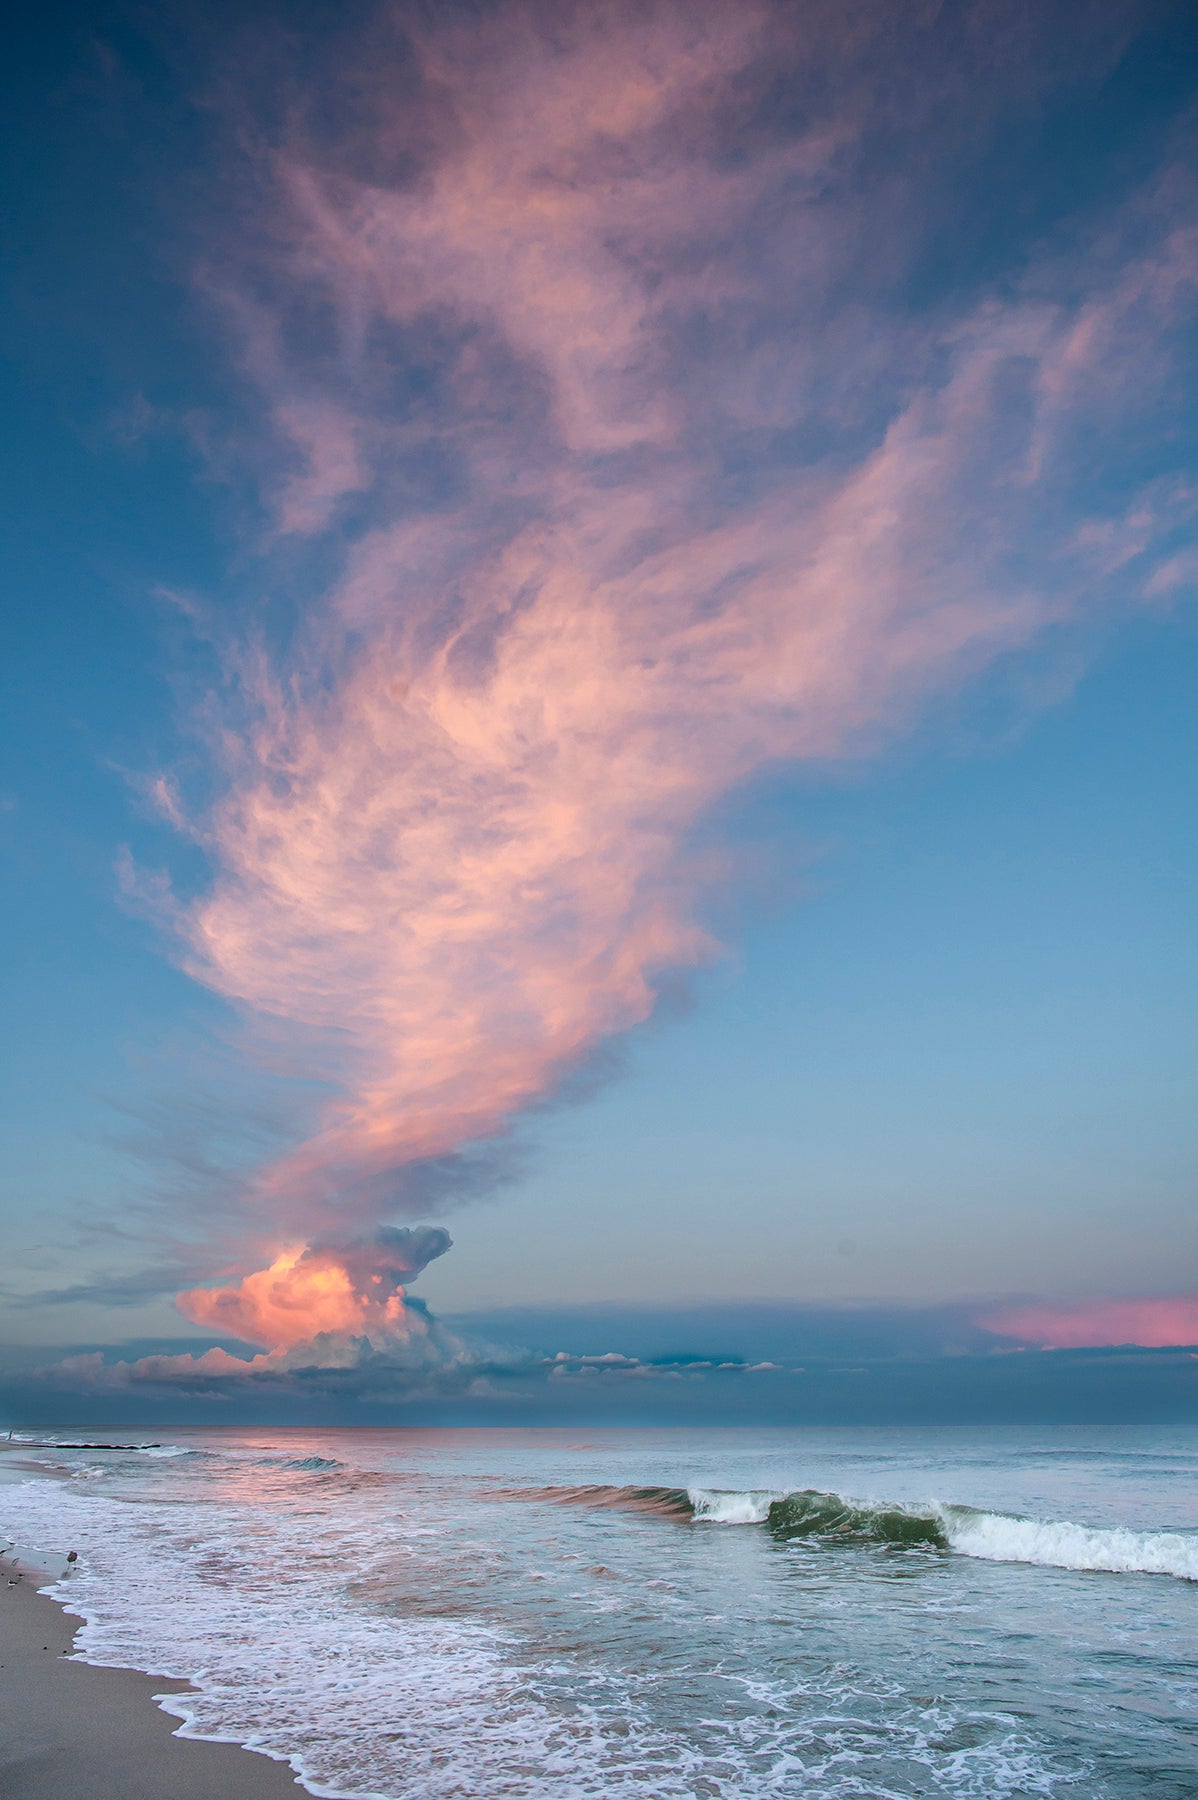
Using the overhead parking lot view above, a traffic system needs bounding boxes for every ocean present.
[2,1425,1196,1798]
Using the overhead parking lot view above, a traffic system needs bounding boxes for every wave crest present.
[690,1487,946,1545]
[940,1505,1198,1580]
[693,1488,1198,1579]
[504,1482,1198,1581]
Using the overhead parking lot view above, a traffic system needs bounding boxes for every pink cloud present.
[177,1227,450,1349]
[141,3,1198,1247]
[179,1248,414,1348]
[47,1232,464,1382]
[272,402,367,535]
[979,1297,1198,1350]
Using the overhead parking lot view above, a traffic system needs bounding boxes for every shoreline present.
[0,1555,313,1799]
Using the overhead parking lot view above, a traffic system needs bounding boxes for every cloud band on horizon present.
[980,1295,1198,1350]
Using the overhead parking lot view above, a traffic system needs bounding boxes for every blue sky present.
[1,0,1196,1414]
[438,615,1198,1313]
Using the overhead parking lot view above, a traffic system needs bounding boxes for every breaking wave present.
[938,1505,1198,1580]
[515,1484,1198,1580]
[694,1487,949,1546]
[693,1488,1198,1579]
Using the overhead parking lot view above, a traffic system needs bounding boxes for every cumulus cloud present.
[100,1225,463,1384]
[45,1314,486,1398]
[39,1327,801,1401]
[41,1229,470,1394]
[176,1226,452,1347]
[116,2,1198,1300]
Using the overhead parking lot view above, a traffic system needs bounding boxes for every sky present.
[1,0,1196,1422]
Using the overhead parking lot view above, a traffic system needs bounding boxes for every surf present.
[513,1481,1198,1580]
[689,1486,1198,1579]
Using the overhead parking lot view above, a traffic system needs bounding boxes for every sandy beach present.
[0,1557,308,1800]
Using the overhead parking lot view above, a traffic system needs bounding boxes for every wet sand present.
[0,1558,311,1800]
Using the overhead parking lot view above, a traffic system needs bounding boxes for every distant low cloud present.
[28,1288,1198,1401]
[979,1295,1198,1349]
[19,1296,1198,1425]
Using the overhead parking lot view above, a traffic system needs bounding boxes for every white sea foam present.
[940,1506,1198,1581]
[688,1488,781,1524]
[1,1466,1085,1800]
[685,1486,1198,1582]
[1,1476,555,1800]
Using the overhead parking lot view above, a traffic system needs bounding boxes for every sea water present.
[2,1425,1196,1797]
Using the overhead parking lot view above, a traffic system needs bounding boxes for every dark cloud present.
[6,1298,1198,1427]
[301,1225,452,1295]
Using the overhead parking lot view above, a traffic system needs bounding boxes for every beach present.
[0,1556,306,1800]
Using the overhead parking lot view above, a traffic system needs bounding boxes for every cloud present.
[176,1226,451,1349]
[34,1323,800,1401]
[38,1248,477,1400]
[4,1264,210,1311]
[272,402,368,535]
[128,0,1198,1260]
[43,1311,486,1397]
[979,1295,1198,1349]
[23,1295,1198,1424]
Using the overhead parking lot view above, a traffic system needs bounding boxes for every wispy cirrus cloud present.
[126,2,1198,1300]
